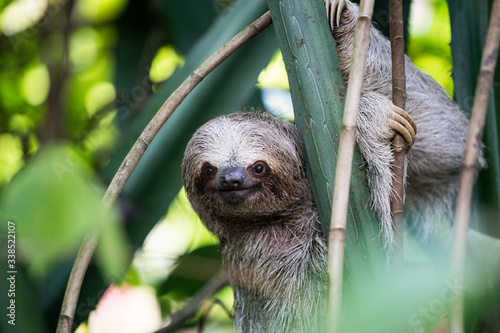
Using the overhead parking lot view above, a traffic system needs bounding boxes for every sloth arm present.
[356,92,406,247]
[326,0,417,149]
[326,0,418,247]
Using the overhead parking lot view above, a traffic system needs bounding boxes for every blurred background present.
[0,0,498,332]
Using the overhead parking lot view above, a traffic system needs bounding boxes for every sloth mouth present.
[217,187,259,204]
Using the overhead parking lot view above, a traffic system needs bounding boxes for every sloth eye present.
[252,161,267,176]
[203,163,216,177]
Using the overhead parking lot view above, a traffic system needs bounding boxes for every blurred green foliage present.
[1,144,125,278]
[408,0,454,94]
[0,0,498,332]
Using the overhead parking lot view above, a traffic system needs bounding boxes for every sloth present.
[181,1,479,331]
[182,112,328,333]
[326,0,482,245]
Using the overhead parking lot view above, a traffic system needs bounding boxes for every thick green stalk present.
[266,0,384,306]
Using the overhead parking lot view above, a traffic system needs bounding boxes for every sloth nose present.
[220,167,246,190]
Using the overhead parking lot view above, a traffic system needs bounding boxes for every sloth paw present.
[326,0,348,30]
[387,105,417,150]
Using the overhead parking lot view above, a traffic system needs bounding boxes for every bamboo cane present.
[328,0,375,329]
[389,0,407,270]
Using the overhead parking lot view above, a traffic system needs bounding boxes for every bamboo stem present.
[328,0,375,330]
[54,12,272,333]
[449,0,500,331]
[389,0,407,269]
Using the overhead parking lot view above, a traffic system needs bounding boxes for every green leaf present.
[466,229,500,290]
[463,229,500,328]
[448,0,500,231]
[95,213,129,281]
[1,144,125,278]
[341,267,451,332]
[334,229,500,332]
[266,0,385,290]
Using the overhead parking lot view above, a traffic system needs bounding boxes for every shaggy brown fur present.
[182,112,327,333]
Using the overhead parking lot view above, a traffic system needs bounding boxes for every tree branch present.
[54,11,272,333]
[449,0,500,331]
[55,231,98,333]
[328,0,375,330]
[389,0,407,270]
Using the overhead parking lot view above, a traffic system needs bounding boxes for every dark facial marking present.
[204,163,217,177]
[195,162,218,193]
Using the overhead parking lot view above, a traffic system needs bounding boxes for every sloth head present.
[182,112,311,235]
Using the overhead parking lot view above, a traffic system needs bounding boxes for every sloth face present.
[197,160,270,205]
[182,112,309,225]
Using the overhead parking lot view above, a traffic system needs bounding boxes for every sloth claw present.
[388,105,417,150]
[326,0,347,30]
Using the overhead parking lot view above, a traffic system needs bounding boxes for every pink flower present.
[88,284,162,333]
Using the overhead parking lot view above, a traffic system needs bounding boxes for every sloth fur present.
[328,0,484,247]
[182,112,327,333]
